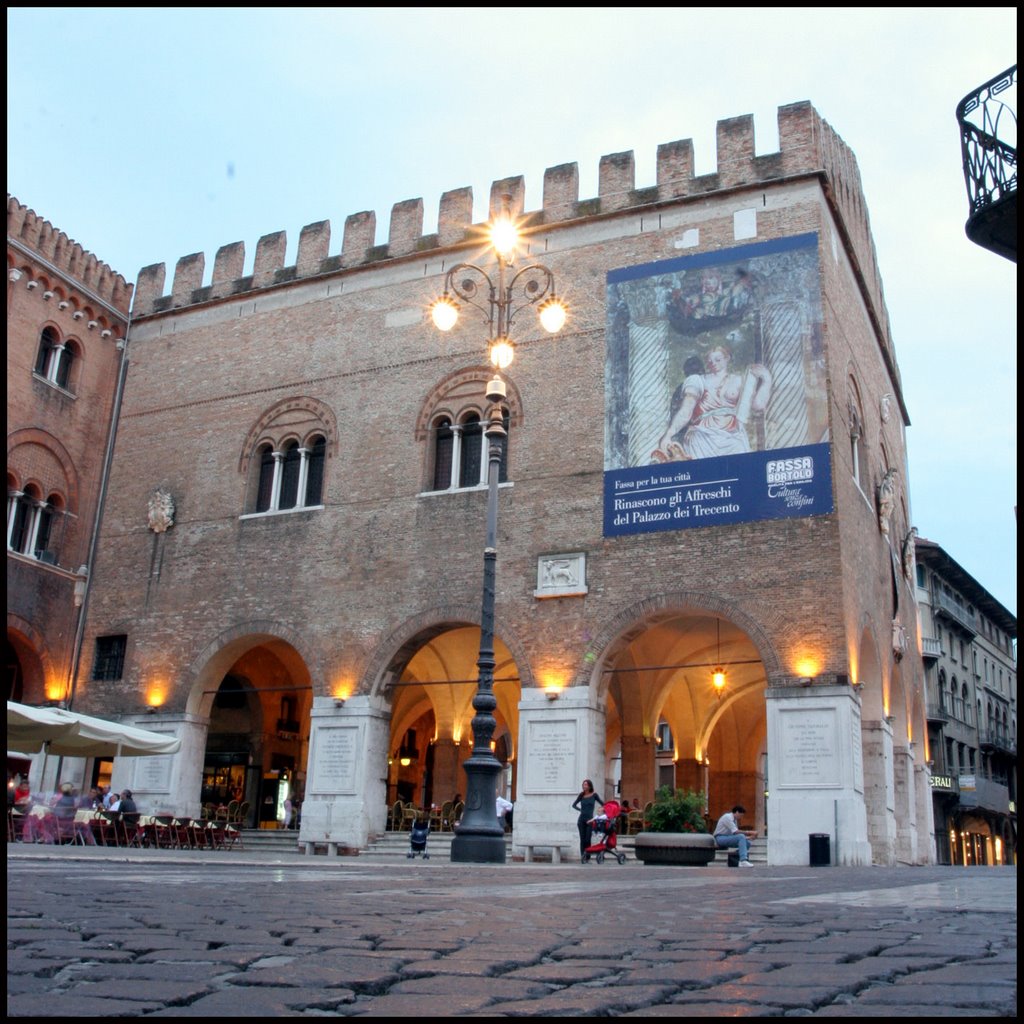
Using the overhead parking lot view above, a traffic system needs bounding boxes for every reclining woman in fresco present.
[652,344,772,462]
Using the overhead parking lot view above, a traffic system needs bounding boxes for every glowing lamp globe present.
[538,297,567,334]
[431,297,459,332]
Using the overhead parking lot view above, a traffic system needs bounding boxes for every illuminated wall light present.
[794,656,821,679]
[44,677,67,702]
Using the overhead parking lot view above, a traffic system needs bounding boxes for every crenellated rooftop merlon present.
[7,195,133,315]
[130,102,892,354]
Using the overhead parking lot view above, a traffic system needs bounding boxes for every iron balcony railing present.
[978,729,1017,756]
[956,65,1017,261]
[933,589,978,633]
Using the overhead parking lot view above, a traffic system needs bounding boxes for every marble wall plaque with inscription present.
[523,719,577,793]
[310,726,359,794]
[778,708,840,787]
[133,753,173,793]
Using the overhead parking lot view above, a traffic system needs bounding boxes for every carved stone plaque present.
[778,708,840,788]
[310,726,358,794]
[523,719,576,793]
[534,552,587,599]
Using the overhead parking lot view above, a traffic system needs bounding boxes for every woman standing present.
[572,779,603,862]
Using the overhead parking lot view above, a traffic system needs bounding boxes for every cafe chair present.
[439,800,454,832]
[206,821,228,850]
[388,800,403,831]
[95,811,120,847]
[54,816,84,845]
[119,813,144,848]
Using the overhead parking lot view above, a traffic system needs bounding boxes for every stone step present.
[236,828,768,864]
[359,831,767,864]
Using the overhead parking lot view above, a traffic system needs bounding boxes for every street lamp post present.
[431,196,566,863]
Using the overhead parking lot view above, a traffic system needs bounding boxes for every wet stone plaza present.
[6,848,1017,1017]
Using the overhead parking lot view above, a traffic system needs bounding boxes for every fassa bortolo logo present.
[766,456,814,485]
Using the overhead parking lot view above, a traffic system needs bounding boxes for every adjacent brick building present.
[10,101,943,863]
[7,197,131,722]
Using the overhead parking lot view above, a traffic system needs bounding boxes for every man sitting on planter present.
[713,804,754,867]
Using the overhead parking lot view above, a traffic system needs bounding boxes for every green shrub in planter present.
[644,786,707,834]
[635,787,716,865]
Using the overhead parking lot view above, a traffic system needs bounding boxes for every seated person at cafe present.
[118,790,139,820]
[53,782,97,845]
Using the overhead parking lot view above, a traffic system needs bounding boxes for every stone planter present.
[634,831,716,866]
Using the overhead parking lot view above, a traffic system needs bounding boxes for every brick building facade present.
[10,101,937,864]
[7,198,131,720]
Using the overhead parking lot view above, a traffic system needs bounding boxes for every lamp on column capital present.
[428,195,567,863]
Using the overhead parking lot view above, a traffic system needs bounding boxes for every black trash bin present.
[809,833,830,866]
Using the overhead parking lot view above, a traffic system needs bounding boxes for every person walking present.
[713,804,754,866]
[571,779,603,862]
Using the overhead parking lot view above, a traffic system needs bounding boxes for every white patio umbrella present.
[7,700,181,757]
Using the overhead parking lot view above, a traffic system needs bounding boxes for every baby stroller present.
[407,818,430,859]
[583,799,627,864]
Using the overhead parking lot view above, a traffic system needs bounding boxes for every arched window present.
[33,328,78,391]
[7,488,35,553]
[432,418,455,491]
[6,485,64,564]
[34,327,58,376]
[428,409,511,493]
[278,442,302,511]
[255,444,275,512]
[248,436,327,514]
[458,413,484,488]
[242,399,335,517]
[418,369,519,495]
[305,436,326,506]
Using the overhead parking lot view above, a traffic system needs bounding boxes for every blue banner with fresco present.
[604,233,833,537]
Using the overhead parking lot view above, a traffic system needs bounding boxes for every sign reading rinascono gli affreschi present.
[604,233,833,536]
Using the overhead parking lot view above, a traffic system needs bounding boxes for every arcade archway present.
[601,611,768,832]
[382,624,521,818]
[189,636,312,829]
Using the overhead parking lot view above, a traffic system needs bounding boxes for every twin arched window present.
[430,410,508,492]
[34,327,78,392]
[7,484,64,563]
[253,435,327,513]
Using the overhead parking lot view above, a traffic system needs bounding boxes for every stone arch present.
[7,615,54,704]
[363,603,536,698]
[414,366,524,442]
[6,428,80,514]
[184,620,320,717]
[238,396,338,474]
[580,591,782,698]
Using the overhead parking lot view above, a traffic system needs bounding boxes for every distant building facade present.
[10,102,955,864]
[7,198,131,727]
[915,537,1017,865]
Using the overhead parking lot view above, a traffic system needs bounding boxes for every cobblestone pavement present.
[6,847,1016,1017]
